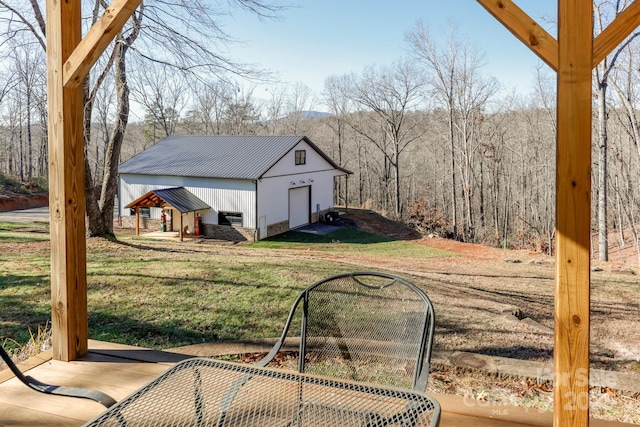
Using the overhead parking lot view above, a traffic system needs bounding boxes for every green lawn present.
[0,223,388,348]
[0,222,49,243]
[249,228,451,258]
[1,222,453,350]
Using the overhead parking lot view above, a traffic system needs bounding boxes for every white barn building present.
[118,135,351,241]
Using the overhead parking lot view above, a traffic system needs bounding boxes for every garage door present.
[289,186,310,229]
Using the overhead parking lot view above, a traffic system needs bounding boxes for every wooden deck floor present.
[0,340,635,427]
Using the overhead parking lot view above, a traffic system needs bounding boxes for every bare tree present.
[89,71,116,187]
[262,84,288,135]
[9,44,45,181]
[222,83,260,135]
[0,69,19,175]
[593,0,640,261]
[322,75,353,206]
[280,82,314,134]
[347,59,428,217]
[184,79,234,135]
[407,22,460,237]
[609,32,640,262]
[130,60,188,141]
[407,21,495,239]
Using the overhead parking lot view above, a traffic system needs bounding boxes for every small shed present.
[118,135,351,241]
[125,186,210,241]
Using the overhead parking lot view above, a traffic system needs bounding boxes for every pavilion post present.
[136,207,140,236]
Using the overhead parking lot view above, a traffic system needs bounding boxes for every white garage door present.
[289,186,310,229]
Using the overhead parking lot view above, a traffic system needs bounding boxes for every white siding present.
[257,139,346,228]
[257,169,339,227]
[262,140,337,178]
[119,174,257,228]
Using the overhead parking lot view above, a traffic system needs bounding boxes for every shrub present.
[0,172,48,194]
[406,196,451,238]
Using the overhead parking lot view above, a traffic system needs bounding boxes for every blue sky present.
[224,1,558,102]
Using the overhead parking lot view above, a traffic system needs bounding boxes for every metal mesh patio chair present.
[199,271,438,426]
[0,343,116,407]
[257,271,436,393]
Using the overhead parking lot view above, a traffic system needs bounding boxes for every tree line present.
[2,1,640,262]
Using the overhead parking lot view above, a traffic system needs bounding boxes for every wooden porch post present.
[46,0,87,362]
[476,0,640,425]
[46,0,142,361]
[555,1,592,425]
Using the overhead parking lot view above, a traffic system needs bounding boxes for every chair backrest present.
[260,272,435,392]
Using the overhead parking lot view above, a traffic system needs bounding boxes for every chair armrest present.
[1,345,116,408]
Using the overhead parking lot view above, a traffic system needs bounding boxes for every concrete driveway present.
[0,206,50,222]
[294,222,342,235]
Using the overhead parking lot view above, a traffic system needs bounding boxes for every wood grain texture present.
[555,1,593,426]
[63,0,143,88]
[475,0,559,71]
[47,0,142,361]
[0,401,86,427]
[46,0,88,362]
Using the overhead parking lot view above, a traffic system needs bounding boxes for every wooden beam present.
[593,1,640,66]
[46,0,141,362]
[63,0,142,88]
[46,0,87,362]
[476,0,559,71]
[555,1,592,425]
[135,207,140,236]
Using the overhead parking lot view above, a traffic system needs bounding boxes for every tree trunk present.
[86,39,131,238]
[615,175,624,247]
[393,147,401,217]
[597,81,608,261]
[449,98,458,240]
[26,87,33,180]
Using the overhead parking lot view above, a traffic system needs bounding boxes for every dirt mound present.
[0,194,48,212]
[341,208,421,240]
[342,208,548,264]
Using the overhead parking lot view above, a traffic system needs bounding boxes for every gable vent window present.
[219,211,243,227]
[295,150,306,165]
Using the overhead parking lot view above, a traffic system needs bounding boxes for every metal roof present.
[118,135,350,180]
[125,187,210,214]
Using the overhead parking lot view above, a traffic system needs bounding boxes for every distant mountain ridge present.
[300,111,331,119]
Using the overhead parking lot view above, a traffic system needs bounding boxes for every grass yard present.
[0,222,50,243]
[249,227,449,257]
[0,221,449,349]
[248,228,454,258]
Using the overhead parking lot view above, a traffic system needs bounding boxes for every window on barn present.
[295,150,306,165]
[130,207,151,218]
[219,212,243,226]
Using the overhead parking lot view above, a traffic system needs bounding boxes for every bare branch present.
[0,1,46,51]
